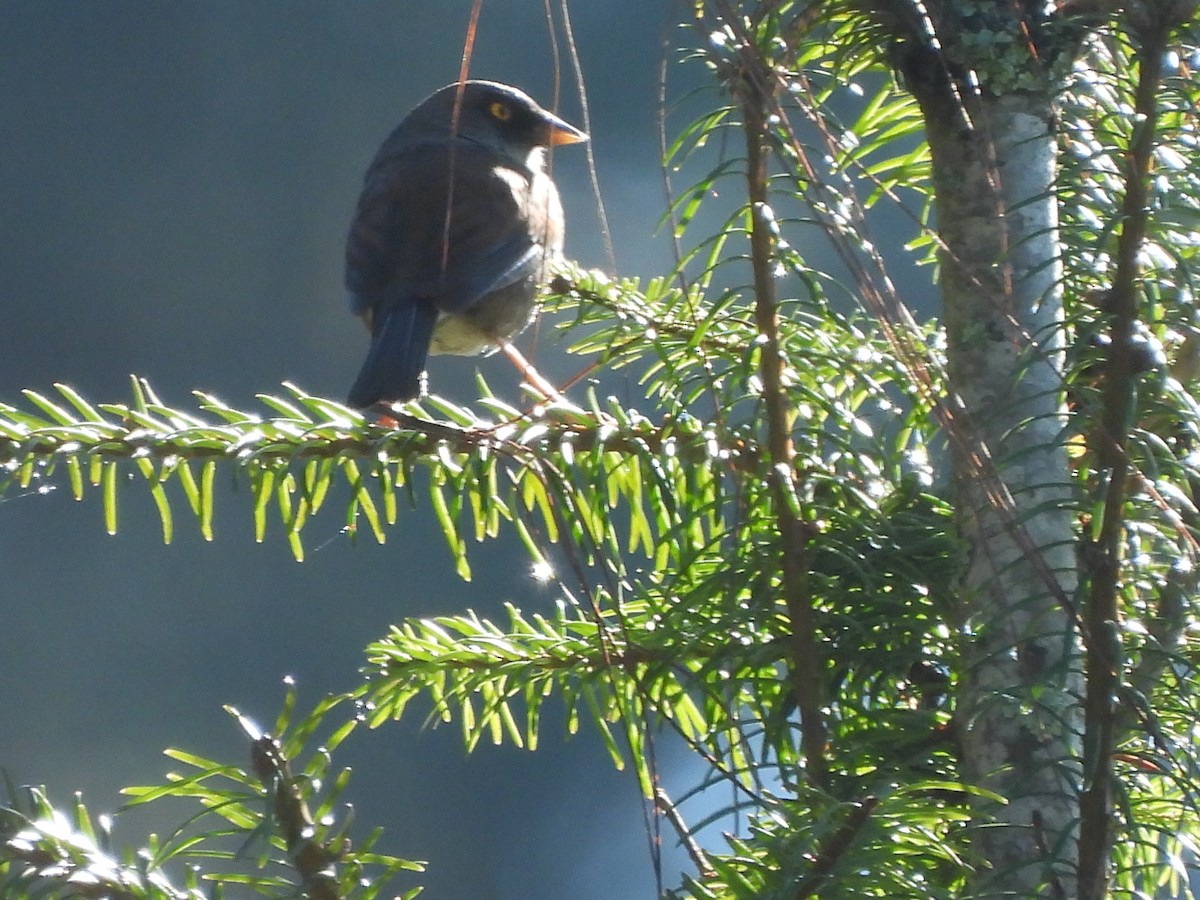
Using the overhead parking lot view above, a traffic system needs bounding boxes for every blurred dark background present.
[0,3,716,897]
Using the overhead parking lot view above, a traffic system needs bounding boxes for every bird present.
[344,80,588,409]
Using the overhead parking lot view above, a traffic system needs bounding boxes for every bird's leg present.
[499,341,568,405]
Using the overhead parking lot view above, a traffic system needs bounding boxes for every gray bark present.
[914,80,1082,898]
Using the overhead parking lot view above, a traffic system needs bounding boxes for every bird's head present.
[406,80,588,167]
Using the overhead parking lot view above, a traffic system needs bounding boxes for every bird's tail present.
[347,303,438,408]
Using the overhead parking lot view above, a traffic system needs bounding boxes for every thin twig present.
[499,340,571,404]
[655,787,715,877]
[557,0,615,273]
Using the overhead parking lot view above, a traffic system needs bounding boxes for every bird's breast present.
[525,169,565,254]
[428,273,545,356]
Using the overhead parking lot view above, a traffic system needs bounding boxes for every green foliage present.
[5,3,1200,898]
[1059,26,1200,892]
[1,688,421,899]
[0,370,728,568]
[674,785,982,899]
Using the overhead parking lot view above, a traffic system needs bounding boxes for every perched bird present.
[344,80,588,408]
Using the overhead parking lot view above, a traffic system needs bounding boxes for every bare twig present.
[499,340,571,404]
[556,0,615,273]
[655,787,715,877]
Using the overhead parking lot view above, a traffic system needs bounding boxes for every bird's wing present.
[345,140,542,318]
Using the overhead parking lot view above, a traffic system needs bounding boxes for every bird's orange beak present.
[544,113,588,146]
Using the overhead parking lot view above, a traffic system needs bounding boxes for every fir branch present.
[711,0,830,788]
[250,735,341,900]
[1078,14,1177,897]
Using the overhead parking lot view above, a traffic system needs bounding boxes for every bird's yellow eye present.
[489,101,513,122]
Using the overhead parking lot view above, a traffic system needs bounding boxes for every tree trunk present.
[905,52,1082,900]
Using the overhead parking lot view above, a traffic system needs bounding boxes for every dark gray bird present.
[345,80,587,408]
